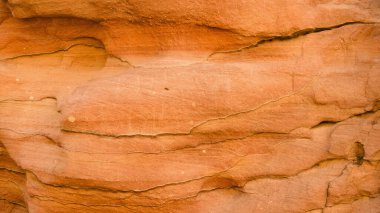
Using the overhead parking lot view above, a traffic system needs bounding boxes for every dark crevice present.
[311,109,379,130]
[208,21,376,58]
[108,54,136,67]
[0,198,26,208]
[0,43,105,61]
[0,167,25,175]
[352,142,365,165]
[0,96,57,103]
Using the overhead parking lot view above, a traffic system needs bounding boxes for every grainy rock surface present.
[0,0,379,212]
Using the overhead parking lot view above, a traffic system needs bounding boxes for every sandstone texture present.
[0,0,380,212]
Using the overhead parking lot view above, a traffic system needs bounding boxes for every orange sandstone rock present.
[0,0,379,212]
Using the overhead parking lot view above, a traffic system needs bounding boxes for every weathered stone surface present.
[0,142,26,212]
[0,0,379,212]
[6,0,380,36]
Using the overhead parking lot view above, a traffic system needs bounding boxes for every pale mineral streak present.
[0,0,379,212]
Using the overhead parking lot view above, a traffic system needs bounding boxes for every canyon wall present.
[1,0,380,212]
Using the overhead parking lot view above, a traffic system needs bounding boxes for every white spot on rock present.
[16,78,20,82]
[29,96,34,100]
[365,105,373,111]
[68,116,76,123]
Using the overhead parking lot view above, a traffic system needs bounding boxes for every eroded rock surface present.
[0,0,379,212]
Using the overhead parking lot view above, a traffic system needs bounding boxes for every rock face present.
[0,0,380,212]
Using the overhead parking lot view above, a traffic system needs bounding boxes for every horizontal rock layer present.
[0,0,379,212]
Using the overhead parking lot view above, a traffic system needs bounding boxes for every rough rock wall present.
[1,0,380,212]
